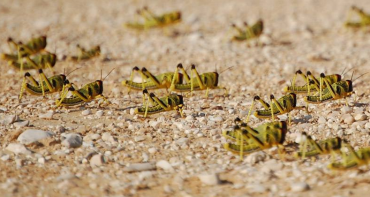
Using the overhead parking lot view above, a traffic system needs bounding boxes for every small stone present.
[38,157,46,164]
[0,114,16,125]
[142,152,149,162]
[209,116,223,122]
[164,185,173,193]
[17,129,54,145]
[96,110,104,118]
[148,148,157,154]
[135,136,145,142]
[197,173,220,186]
[123,163,156,172]
[354,114,367,121]
[90,154,104,167]
[14,120,29,128]
[176,138,189,146]
[102,132,115,143]
[62,133,83,148]
[39,110,54,119]
[343,115,354,124]
[318,117,326,124]
[82,109,91,116]
[291,182,310,192]
[130,108,135,115]
[341,106,352,114]
[248,183,266,193]
[1,154,10,161]
[245,151,266,164]
[6,143,32,155]
[365,122,370,129]
[149,121,161,129]
[156,160,174,171]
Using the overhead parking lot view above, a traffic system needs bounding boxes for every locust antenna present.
[103,68,116,81]
[219,65,234,74]
[352,72,370,83]
[66,67,81,77]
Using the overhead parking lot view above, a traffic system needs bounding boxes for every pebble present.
[81,109,91,116]
[156,160,174,171]
[6,143,32,155]
[39,110,54,119]
[245,151,266,164]
[95,110,104,118]
[290,182,310,192]
[1,154,10,161]
[209,116,223,122]
[176,138,189,146]
[90,154,104,167]
[0,114,16,125]
[343,115,354,124]
[14,120,29,128]
[62,133,83,148]
[123,163,156,172]
[354,114,367,121]
[247,183,266,193]
[17,129,54,145]
[149,121,161,129]
[38,157,46,164]
[197,173,220,186]
[148,148,157,154]
[341,106,352,114]
[129,108,135,115]
[318,117,326,124]
[365,122,370,129]
[135,136,145,142]
[102,132,115,143]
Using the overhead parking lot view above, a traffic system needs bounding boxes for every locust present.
[223,118,287,160]
[231,20,263,42]
[125,6,181,30]
[169,64,227,97]
[294,132,342,159]
[329,144,370,170]
[245,93,305,125]
[345,6,370,28]
[70,45,101,61]
[56,69,114,107]
[122,64,184,93]
[283,70,342,95]
[135,89,184,118]
[19,69,72,101]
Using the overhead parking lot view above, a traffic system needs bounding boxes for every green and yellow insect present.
[304,73,353,105]
[19,69,71,101]
[223,119,287,160]
[122,65,184,93]
[135,89,184,118]
[56,69,114,107]
[294,132,342,159]
[245,93,304,125]
[328,144,370,170]
[231,20,264,42]
[283,70,342,95]
[1,36,47,60]
[125,6,181,30]
[8,52,57,70]
[345,6,370,28]
[169,64,227,97]
[70,45,101,61]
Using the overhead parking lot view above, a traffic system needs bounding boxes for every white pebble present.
[130,108,135,115]
[318,117,326,124]
[0,114,16,125]
[354,114,367,121]
[39,110,54,119]
[341,106,352,114]
[135,136,145,142]
[156,160,174,171]
[81,109,91,116]
[148,148,157,154]
[38,157,46,164]
[343,115,354,124]
[90,154,104,167]
[149,121,161,129]
[14,120,29,128]
[291,182,310,192]
[209,116,223,122]
[245,151,266,164]
[95,110,104,118]
[123,163,156,172]
[1,154,10,161]
[6,143,32,155]
[17,129,54,145]
[197,173,220,186]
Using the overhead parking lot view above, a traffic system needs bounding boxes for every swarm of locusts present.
[2,5,370,171]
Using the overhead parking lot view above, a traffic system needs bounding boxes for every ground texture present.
[1,0,370,196]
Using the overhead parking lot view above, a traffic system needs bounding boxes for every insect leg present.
[245,97,256,123]
[191,64,206,90]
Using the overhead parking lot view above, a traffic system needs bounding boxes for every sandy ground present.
[1,0,370,196]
